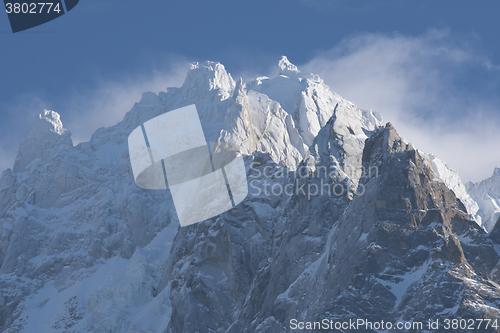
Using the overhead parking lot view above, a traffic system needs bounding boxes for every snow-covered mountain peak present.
[245,57,382,149]
[278,55,300,75]
[12,110,72,173]
[32,110,68,136]
[494,166,500,177]
[276,56,321,84]
[182,61,236,101]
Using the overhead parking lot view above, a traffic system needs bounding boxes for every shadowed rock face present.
[309,123,500,332]
[159,123,500,333]
[492,218,500,244]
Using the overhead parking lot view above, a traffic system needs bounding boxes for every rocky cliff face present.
[159,123,500,333]
[0,58,499,332]
[309,124,500,332]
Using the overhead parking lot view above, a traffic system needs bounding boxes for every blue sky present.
[1,0,500,182]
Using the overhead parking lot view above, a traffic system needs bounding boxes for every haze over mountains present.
[0,58,499,332]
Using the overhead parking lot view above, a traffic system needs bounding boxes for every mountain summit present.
[13,110,72,173]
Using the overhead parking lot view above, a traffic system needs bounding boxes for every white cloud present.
[302,30,500,182]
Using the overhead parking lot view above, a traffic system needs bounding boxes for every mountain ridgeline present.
[0,57,499,332]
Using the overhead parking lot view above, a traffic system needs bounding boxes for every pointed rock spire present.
[278,56,300,75]
[493,165,500,178]
[13,110,72,172]
[181,61,236,101]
